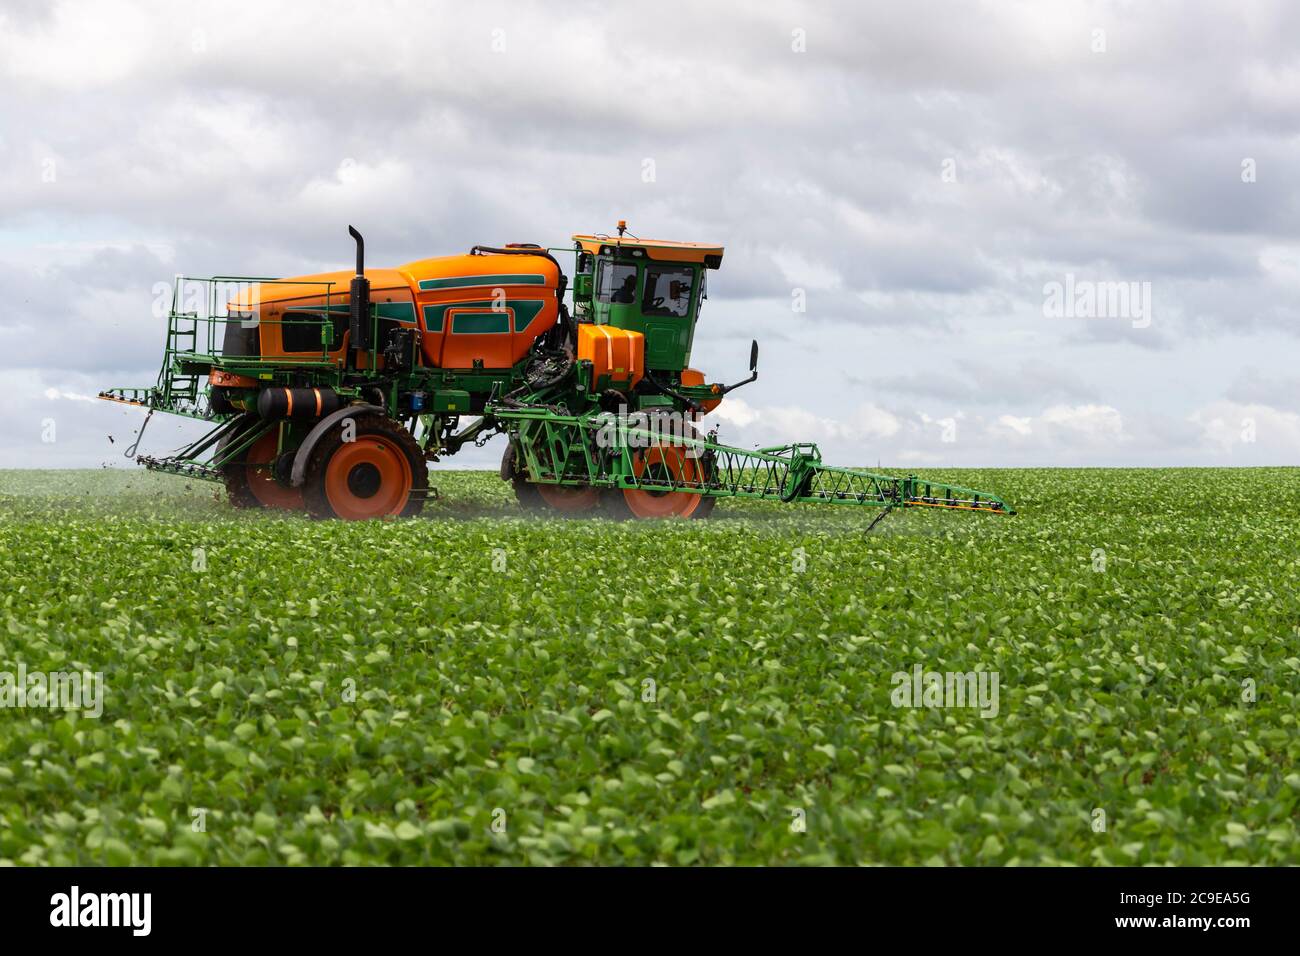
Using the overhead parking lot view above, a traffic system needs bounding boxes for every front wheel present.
[606,443,714,519]
[303,413,428,520]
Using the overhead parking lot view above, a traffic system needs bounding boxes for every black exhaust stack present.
[348,225,370,355]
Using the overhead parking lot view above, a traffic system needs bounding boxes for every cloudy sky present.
[3,0,1298,470]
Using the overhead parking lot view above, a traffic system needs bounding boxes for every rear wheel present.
[502,436,599,515]
[608,443,711,519]
[536,483,601,513]
[303,413,427,520]
[219,416,304,511]
[502,440,544,511]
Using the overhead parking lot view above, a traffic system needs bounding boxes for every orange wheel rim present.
[536,483,600,513]
[622,445,705,519]
[245,431,304,510]
[323,436,413,519]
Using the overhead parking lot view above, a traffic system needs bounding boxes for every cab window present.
[221,314,259,356]
[642,266,694,317]
[596,260,639,304]
[280,310,343,352]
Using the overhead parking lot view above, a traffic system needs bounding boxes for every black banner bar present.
[0,866,1287,943]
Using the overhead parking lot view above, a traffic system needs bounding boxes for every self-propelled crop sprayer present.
[100,224,1014,522]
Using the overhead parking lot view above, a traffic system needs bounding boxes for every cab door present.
[639,263,697,371]
[595,259,698,372]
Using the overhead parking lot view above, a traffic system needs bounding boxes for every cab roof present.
[572,234,724,269]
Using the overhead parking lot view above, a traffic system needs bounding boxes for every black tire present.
[501,439,545,511]
[690,444,718,519]
[208,386,236,416]
[302,412,427,520]
[218,414,271,509]
[599,488,635,520]
[692,494,718,519]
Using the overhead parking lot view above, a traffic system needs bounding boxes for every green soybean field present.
[0,467,1296,865]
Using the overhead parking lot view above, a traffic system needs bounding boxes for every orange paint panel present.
[572,234,723,266]
[225,269,406,311]
[209,369,258,388]
[440,308,515,369]
[680,368,722,414]
[409,253,560,368]
[399,253,559,292]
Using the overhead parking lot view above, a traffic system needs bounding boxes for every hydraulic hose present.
[639,371,701,413]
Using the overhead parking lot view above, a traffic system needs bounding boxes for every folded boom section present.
[494,406,1014,515]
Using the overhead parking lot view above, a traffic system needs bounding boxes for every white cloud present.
[1039,403,1126,439]
[771,248,842,291]
[852,404,903,439]
[711,398,900,448]
[0,1,156,89]
[1257,245,1300,288]
[1190,401,1300,456]
[713,396,759,429]
[995,414,1033,436]
[3,1,1300,468]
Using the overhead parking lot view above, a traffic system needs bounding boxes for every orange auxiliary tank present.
[577,323,644,389]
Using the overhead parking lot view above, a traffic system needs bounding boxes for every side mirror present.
[719,341,760,396]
